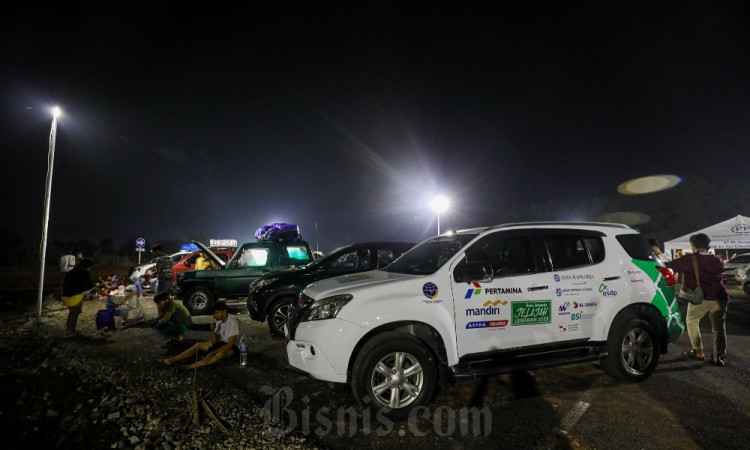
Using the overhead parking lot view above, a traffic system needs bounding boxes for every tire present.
[184,286,214,316]
[267,297,293,338]
[604,314,660,382]
[351,332,437,421]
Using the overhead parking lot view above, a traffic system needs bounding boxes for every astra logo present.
[465,282,482,299]
[466,320,509,329]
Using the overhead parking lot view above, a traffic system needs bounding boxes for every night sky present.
[2,2,749,254]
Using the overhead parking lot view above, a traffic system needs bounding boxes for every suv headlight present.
[305,294,353,321]
[251,276,279,291]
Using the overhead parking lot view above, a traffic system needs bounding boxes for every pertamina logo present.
[465,282,482,299]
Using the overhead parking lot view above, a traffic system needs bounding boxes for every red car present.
[171,248,235,281]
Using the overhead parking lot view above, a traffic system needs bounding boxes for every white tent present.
[664,215,750,258]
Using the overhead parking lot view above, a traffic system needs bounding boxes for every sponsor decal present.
[484,287,522,295]
[731,224,750,233]
[558,301,571,315]
[335,274,371,283]
[465,304,502,316]
[558,323,580,335]
[511,301,551,325]
[572,301,598,309]
[599,283,618,297]
[422,282,439,299]
[553,273,595,283]
[626,270,643,276]
[556,288,563,297]
[629,278,645,283]
[465,282,482,299]
[465,283,522,298]
[556,287,595,297]
[466,320,508,329]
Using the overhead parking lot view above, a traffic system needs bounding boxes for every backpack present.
[95,309,116,331]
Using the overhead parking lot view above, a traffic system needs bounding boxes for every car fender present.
[264,285,305,316]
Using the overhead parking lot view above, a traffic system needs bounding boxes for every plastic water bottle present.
[239,335,248,367]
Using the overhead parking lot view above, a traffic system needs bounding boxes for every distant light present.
[52,106,62,118]
[430,196,450,213]
[618,175,681,195]
[598,211,651,226]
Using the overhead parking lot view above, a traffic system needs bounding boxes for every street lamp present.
[36,106,62,319]
[430,195,450,235]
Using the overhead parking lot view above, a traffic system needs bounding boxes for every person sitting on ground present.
[113,284,146,327]
[152,292,193,344]
[158,301,240,370]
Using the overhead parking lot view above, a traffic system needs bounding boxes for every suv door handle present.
[603,276,620,281]
[527,285,548,291]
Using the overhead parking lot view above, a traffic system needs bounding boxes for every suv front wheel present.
[604,313,660,382]
[184,286,215,316]
[351,332,437,421]
[267,297,293,338]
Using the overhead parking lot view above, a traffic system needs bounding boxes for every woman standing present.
[61,258,95,337]
[665,233,729,366]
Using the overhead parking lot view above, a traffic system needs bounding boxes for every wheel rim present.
[189,292,209,311]
[272,304,290,332]
[620,327,654,375]
[370,351,424,409]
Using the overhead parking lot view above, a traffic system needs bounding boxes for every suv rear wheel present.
[351,332,437,421]
[604,313,659,382]
[184,286,214,316]
[267,297,293,338]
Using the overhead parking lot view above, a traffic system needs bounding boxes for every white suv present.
[285,222,684,419]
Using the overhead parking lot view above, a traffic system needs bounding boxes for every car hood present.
[193,241,227,268]
[302,269,416,299]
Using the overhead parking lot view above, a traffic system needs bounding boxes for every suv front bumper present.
[285,318,368,383]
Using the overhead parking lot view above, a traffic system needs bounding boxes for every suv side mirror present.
[462,262,493,282]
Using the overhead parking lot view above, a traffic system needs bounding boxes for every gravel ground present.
[0,293,327,449]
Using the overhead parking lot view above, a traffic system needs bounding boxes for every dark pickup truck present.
[174,239,314,315]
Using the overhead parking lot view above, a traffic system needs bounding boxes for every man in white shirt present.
[158,301,240,369]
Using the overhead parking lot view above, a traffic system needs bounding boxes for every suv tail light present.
[655,265,675,286]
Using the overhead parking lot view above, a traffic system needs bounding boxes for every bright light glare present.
[598,211,651,226]
[52,106,62,118]
[617,175,681,195]
[430,196,450,213]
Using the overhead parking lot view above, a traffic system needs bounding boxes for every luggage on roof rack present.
[255,222,301,242]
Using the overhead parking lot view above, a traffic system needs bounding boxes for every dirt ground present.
[0,266,326,449]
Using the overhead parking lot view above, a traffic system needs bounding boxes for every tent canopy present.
[664,215,750,255]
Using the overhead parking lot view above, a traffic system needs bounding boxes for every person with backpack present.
[61,258,96,338]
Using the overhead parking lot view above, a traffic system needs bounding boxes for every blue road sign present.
[136,238,146,248]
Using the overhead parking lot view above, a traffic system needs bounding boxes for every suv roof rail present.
[489,221,633,230]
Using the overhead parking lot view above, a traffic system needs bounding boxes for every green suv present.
[175,239,314,315]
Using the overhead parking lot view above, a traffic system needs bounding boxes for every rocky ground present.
[0,292,326,450]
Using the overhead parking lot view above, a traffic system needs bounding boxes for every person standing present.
[664,233,729,366]
[158,301,240,370]
[61,258,96,337]
[151,244,173,297]
[195,251,213,270]
[59,251,76,286]
[647,239,671,263]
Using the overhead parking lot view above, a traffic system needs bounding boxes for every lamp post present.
[430,195,450,235]
[36,106,61,319]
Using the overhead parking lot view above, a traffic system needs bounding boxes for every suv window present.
[615,234,657,262]
[544,234,603,269]
[238,247,270,267]
[464,234,536,277]
[285,245,312,262]
[376,249,397,267]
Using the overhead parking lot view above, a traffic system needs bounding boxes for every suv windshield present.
[385,234,476,275]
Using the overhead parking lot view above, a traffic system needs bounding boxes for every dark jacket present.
[665,252,728,301]
[62,260,95,297]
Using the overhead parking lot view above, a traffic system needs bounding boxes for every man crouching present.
[158,301,240,369]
